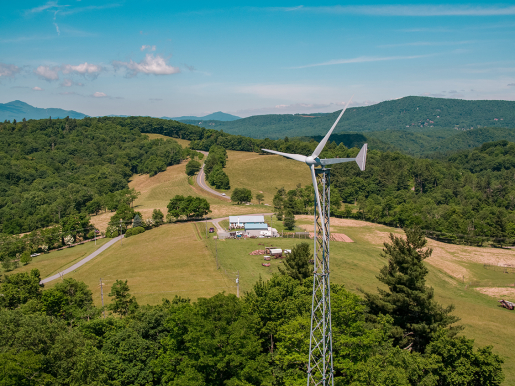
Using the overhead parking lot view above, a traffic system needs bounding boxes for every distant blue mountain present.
[0,100,87,121]
[164,111,240,121]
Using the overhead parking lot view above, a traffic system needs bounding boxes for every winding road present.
[195,150,230,200]
[40,235,123,285]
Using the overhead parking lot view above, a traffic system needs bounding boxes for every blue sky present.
[1,1,515,117]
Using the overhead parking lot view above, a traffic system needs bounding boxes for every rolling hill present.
[164,111,240,121]
[180,96,515,140]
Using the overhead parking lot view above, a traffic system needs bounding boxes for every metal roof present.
[229,215,265,223]
[245,223,268,230]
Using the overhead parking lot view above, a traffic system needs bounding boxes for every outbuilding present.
[229,215,265,229]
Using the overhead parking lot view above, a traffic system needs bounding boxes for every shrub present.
[125,226,145,238]
[105,225,119,238]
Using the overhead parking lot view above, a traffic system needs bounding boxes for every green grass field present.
[222,150,311,205]
[45,223,236,305]
[3,238,110,279]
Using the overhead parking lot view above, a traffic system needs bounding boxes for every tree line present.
[0,228,504,385]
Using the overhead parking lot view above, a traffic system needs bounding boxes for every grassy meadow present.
[3,238,110,279]
[45,223,236,305]
[222,150,312,205]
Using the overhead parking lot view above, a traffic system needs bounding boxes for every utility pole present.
[99,278,105,319]
[215,236,219,269]
[236,271,240,298]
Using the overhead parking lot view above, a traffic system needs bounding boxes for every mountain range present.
[163,111,240,121]
[0,100,87,121]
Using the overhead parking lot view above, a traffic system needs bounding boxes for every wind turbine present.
[262,98,367,386]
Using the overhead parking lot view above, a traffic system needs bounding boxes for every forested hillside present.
[179,96,515,139]
[0,117,183,234]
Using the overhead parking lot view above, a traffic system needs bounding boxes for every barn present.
[229,215,265,229]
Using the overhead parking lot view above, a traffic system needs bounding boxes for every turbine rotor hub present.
[305,156,316,165]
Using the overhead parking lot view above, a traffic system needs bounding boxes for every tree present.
[365,227,460,352]
[64,235,74,247]
[208,165,230,189]
[0,269,42,309]
[107,280,138,317]
[278,242,313,281]
[256,193,264,205]
[186,159,201,176]
[133,214,143,228]
[108,203,141,231]
[152,209,164,225]
[283,210,295,230]
[231,188,252,204]
[20,251,32,266]
[167,195,211,220]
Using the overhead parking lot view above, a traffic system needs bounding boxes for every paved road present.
[40,235,123,285]
[196,151,230,200]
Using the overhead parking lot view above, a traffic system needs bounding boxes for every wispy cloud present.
[93,92,107,98]
[378,40,477,48]
[0,63,21,79]
[113,54,180,77]
[277,5,515,16]
[290,54,435,69]
[32,86,44,91]
[61,78,84,87]
[26,1,61,14]
[508,83,515,87]
[34,61,104,81]
[62,62,104,77]
[233,84,333,99]
[141,45,156,52]
[59,3,121,16]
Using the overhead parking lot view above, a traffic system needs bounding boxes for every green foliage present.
[0,269,42,309]
[20,251,32,266]
[125,226,145,238]
[365,227,460,352]
[40,278,98,323]
[107,280,138,318]
[108,203,141,231]
[255,193,264,204]
[278,242,313,281]
[208,165,230,189]
[185,159,201,176]
[152,208,164,225]
[231,188,252,204]
[0,117,181,235]
[283,210,295,230]
[0,350,54,385]
[167,195,211,220]
[132,214,142,228]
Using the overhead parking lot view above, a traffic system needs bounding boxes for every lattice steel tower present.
[307,168,333,386]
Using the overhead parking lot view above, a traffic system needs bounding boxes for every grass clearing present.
[4,238,110,280]
[223,151,311,205]
[144,133,191,148]
[46,223,234,305]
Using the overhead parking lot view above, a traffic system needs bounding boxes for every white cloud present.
[0,63,21,78]
[32,86,44,91]
[113,54,180,77]
[93,92,107,98]
[34,65,60,80]
[61,62,103,75]
[278,5,515,16]
[140,45,156,51]
[53,22,60,36]
[291,54,435,69]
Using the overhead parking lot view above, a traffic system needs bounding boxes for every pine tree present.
[365,227,460,352]
[278,242,313,281]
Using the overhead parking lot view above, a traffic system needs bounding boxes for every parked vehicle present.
[209,227,215,233]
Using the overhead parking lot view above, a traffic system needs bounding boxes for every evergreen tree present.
[132,214,143,228]
[278,242,313,281]
[365,227,460,352]
[283,210,295,230]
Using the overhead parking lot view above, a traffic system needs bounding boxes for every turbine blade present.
[310,164,327,243]
[261,149,307,163]
[311,95,353,158]
[355,143,368,171]
[319,157,355,166]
